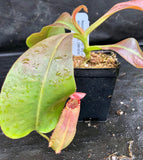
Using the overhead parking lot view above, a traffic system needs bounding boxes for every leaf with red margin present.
[100,38,143,68]
[49,92,86,154]
[85,0,143,35]
[26,12,79,48]
[72,5,88,34]
[105,0,143,16]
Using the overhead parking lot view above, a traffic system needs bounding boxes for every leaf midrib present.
[35,34,71,130]
[110,44,143,60]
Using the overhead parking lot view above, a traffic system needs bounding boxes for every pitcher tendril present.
[72,5,88,35]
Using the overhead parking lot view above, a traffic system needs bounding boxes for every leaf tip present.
[70,92,86,100]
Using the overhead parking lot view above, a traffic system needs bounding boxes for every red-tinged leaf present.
[105,0,143,16]
[100,38,143,68]
[70,92,86,100]
[72,5,88,34]
[49,99,80,154]
[49,92,86,154]
[26,12,79,48]
[85,0,143,35]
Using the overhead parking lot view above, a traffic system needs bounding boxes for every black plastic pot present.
[74,67,119,121]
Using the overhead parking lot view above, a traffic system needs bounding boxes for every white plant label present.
[72,13,89,56]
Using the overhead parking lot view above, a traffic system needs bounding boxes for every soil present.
[73,51,118,68]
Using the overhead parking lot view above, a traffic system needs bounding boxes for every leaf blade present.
[85,0,143,35]
[99,38,143,68]
[0,33,76,138]
[26,26,65,48]
[26,12,78,48]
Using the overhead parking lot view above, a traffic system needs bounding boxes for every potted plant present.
[0,0,143,154]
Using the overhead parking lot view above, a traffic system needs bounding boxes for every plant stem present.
[38,132,50,141]
[85,45,102,52]
[84,16,107,37]
[74,33,105,59]
[73,33,85,44]
[73,33,91,59]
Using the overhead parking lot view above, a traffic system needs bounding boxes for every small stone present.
[112,134,115,137]
[111,156,117,160]
[120,72,126,77]
[111,155,117,160]
[123,103,130,108]
[116,110,124,116]
[84,63,88,67]
[120,101,124,105]
[108,95,112,98]
[132,108,135,111]
[93,125,97,128]
[137,126,141,130]
[88,123,91,127]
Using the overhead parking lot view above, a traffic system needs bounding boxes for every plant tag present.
[72,13,89,56]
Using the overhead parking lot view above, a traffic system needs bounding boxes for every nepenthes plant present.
[0,0,143,153]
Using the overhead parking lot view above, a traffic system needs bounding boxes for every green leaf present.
[99,38,143,68]
[26,12,79,48]
[51,12,79,32]
[26,27,65,48]
[0,33,76,139]
[85,0,143,36]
